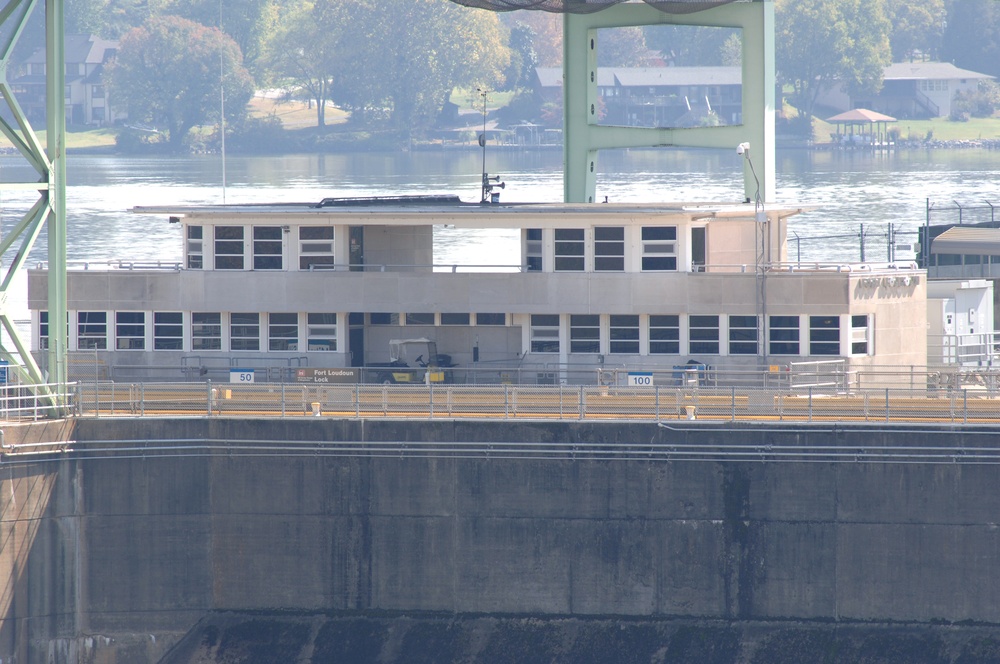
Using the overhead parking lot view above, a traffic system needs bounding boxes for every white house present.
[816,62,994,120]
[14,34,121,126]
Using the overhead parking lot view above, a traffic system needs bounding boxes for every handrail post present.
[281,382,286,418]
[207,380,213,416]
[731,386,736,421]
[885,388,890,423]
[964,389,968,424]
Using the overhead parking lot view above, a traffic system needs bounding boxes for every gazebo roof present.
[826,108,897,124]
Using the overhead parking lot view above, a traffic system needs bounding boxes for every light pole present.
[477,87,503,204]
[478,88,488,202]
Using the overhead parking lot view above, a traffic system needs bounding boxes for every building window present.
[689,315,719,354]
[476,313,506,326]
[115,311,145,350]
[39,311,53,350]
[610,315,640,354]
[77,312,107,350]
[570,315,600,353]
[299,226,335,270]
[268,313,299,351]
[369,313,399,325]
[851,315,872,355]
[554,229,585,271]
[525,229,542,271]
[769,315,800,355]
[192,312,222,351]
[441,313,470,326]
[729,315,758,355]
[530,314,560,353]
[253,227,283,270]
[649,315,680,354]
[153,312,183,350]
[230,313,260,351]
[809,316,840,355]
[92,85,104,99]
[214,226,244,270]
[187,226,203,269]
[405,313,435,326]
[594,227,625,271]
[306,313,337,351]
[641,227,677,271]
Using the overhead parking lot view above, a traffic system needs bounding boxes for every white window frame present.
[299,226,335,270]
[115,311,146,350]
[306,313,338,351]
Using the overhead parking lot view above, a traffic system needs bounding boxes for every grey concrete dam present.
[4,417,1000,663]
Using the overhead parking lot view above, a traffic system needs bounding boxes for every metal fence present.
[58,381,1000,424]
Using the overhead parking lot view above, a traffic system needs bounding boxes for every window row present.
[41,312,339,352]
[528,314,872,357]
[187,225,335,271]
[525,226,684,272]
[368,312,507,326]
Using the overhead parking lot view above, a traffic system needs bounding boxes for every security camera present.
[736,142,750,155]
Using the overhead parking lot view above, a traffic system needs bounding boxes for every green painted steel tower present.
[0,0,66,405]
[451,0,774,204]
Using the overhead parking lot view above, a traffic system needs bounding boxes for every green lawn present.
[812,115,1000,144]
[15,103,1000,152]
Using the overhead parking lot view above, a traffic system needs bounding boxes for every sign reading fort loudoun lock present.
[295,368,359,384]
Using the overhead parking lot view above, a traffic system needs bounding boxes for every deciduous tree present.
[264,0,347,127]
[885,0,944,62]
[776,0,891,121]
[107,15,254,151]
[342,0,510,132]
[942,0,1000,78]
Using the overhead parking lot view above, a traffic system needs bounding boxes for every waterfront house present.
[815,62,994,120]
[13,34,121,126]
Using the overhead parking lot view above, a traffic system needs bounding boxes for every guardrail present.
[63,381,1000,424]
[0,383,75,421]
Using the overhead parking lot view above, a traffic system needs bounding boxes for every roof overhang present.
[932,227,1000,256]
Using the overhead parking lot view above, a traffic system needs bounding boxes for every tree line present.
[26,0,1000,151]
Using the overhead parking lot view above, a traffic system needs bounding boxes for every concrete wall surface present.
[4,418,1000,662]
[159,612,1000,664]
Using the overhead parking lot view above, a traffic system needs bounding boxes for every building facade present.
[28,197,927,385]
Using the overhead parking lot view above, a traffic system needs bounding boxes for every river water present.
[3,146,999,270]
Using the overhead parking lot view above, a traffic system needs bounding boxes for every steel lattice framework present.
[450,0,738,14]
[0,0,66,409]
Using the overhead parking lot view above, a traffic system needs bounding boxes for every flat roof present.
[134,196,810,229]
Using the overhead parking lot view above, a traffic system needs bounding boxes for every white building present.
[816,62,994,120]
[27,196,928,385]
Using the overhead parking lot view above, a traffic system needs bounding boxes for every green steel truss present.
[0,0,65,403]
[563,0,774,203]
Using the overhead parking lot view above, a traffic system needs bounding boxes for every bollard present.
[311,402,321,417]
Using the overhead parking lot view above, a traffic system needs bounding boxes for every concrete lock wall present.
[4,418,1000,662]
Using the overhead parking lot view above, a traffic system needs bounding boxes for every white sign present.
[627,372,654,386]
[230,369,255,383]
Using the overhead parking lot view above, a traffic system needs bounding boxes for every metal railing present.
[0,383,75,422]
[59,381,1000,425]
